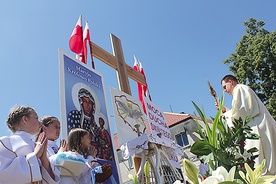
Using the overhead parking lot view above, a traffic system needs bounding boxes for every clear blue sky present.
[1,1,275,136]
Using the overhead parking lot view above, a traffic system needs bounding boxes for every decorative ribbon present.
[85,162,103,184]
[55,153,85,171]
[86,161,118,184]
[110,175,117,184]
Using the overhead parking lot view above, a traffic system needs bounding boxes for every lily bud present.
[182,159,200,184]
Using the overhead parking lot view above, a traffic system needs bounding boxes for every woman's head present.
[68,128,90,155]
[78,88,95,116]
[40,116,60,141]
[6,106,41,134]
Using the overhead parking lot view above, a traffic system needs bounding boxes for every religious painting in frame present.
[110,87,148,147]
[59,49,120,183]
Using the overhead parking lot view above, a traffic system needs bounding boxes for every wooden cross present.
[89,33,145,173]
[89,33,146,95]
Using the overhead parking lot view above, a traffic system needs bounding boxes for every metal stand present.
[136,142,183,183]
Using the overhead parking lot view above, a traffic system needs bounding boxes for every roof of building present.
[164,112,212,127]
[164,112,192,126]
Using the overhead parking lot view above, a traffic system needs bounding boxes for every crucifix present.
[89,33,145,174]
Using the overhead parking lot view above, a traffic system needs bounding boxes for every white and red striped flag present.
[133,56,151,113]
[69,15,85,63]
[139,61,151,100]
[83,21,90,64]
[133,56,144,108]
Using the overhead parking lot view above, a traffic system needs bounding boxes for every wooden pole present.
[89,41,147,86]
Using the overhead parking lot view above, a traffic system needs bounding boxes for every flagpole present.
[89,41,95,69]
[147,88,152,101]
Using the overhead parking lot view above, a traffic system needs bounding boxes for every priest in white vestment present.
[219,75,276,175]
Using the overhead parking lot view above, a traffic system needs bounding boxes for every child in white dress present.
[37,116,68,157]
[50,128,98,184]
[0,106,60,184]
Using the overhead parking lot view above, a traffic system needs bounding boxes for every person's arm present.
[0,137,42,183]
[40,143,56,179]
[36,132,60,183]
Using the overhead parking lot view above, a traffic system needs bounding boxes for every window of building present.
[175,132,189,147]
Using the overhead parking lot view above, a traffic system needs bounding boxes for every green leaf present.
[128,174,139,184]
[190,140,213,156]
[192,101,213,144]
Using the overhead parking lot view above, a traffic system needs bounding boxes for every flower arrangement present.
[190,98,260,179]
[178,97,276,184]
[180,158,276,184]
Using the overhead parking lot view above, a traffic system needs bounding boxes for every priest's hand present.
[215,101,226,113]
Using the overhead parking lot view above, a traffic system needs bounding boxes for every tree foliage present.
[223,18,276,119]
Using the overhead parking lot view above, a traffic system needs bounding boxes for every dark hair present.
[41,116,58,126]
[221,75,238,84]
[36,116,59,140]
[68,128,89,157]
[6,106,34,133]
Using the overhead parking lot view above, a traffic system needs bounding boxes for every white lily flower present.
[201,165,236,184]
[182,158,238,184]
[182,159,200,184]
[201,176,220,184]
[226,165,236,181]
[239,160,276,184]
[173,180,182,184]
[211,166,228,182]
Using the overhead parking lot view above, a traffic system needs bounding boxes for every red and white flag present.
[139,61,151,99]
[133,56,143,107]
[133,55,151,113]
[69,15,85,63]
[83,21,90,64]
[133,55,139,72]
